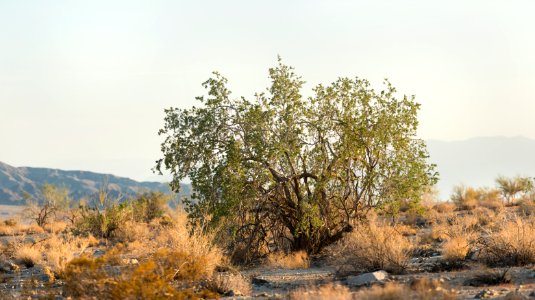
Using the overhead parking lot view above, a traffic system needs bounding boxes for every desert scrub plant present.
[431,214,479,242]
[266,250,310,269]
[442,236,470,262]
[517,199,535,216]
[477,217,535,266]
[42,233,98,275]
[14,244,42,268]
[327,220,413,274]
[130,191,170,223]
[73,202,131,238]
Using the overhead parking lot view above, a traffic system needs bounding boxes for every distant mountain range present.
[0,161,190,205]
[427,136,535,199]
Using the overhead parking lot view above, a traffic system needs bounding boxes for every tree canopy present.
[156,60,437,261]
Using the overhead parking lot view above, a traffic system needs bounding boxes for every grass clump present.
[328,220,413,274]
[478,217,535,266]
[266,250,309,269]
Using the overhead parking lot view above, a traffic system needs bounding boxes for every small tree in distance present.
[156,59,437,261]
[23,184,71,227]
[495,175,534,205]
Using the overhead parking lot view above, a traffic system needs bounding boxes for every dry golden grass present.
[0,220,45,236]
[442,236,470,262]
[43,221,68,234]
[478,216,535,266]
[60,209,224,298]
[266,250,310,269]
[290,283,352,300]
[431,214,478,242]
[432,202,456,214]
[42,233,97,274]
[328,220,413,274]
[209,272,252,296]
[14,245,42,267]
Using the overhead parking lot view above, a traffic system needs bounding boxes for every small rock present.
[252,277,270,285]
[224,290,243,297]
[0,261,19,273]
[346,270,388,286]
[475,289,497,299]
[93,249,105,258]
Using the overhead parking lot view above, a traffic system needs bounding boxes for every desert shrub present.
[42,233,98,275]
[289,283,352,300]
[0,224,15,236]
[63,211,223,299]
[44,221,68,234]
[442,236,470,262]
[431,214,478,242]
[266,250,309,269]
[464,268,512,286]
[478,217,535,266]
[451,185,478,210]
[432,202,456,214]
[74,202,131,238]
[131,192,169,223]
[517,199,535,216]
[15,245,41,268]
[469,207,496,227]
[328,221,413,274]
[3,218,17,226]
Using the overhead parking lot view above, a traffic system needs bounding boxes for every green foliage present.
[156,59,437,259]
[73,192,169,238]
[131,192,170,223]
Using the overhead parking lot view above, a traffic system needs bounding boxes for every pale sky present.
[1,1,535,181]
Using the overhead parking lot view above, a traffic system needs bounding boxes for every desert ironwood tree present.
[156,60,437,261]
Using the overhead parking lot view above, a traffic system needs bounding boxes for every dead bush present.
[327,221,413,274]
[266,251,309,269]
[478,217,535,266]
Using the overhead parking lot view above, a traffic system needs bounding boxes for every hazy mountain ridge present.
[0,161,189,205]
[427,136,535,199]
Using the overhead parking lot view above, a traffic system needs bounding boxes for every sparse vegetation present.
[477,217,535,266]
[266,250,310,269]
[156,61,437,261]
[328,220,413,274]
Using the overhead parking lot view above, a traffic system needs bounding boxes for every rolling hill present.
[0,161,190,205]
